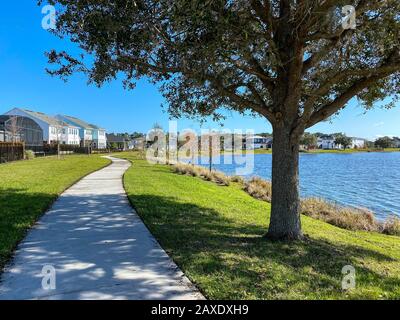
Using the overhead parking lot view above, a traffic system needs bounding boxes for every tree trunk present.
[267,125,303,241]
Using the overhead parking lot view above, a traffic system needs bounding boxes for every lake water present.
[198,152,400,219]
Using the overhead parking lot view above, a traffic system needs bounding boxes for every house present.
[350,137,367,149]
[106,133,131,151]
[4,108,80,145]
[392,137,400,148]
[243,135,273,150]
[131,136,146,150]
[0,115,43,148]
[317,135,338,149]
[55,115,107,149]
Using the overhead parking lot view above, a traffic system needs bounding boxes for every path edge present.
[117,155,206,300]
[0,156,113,278]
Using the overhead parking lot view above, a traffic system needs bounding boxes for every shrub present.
[172,164,399,237]
[172,163,230,186]
[243,176,272,202]
[300,198,379,232]
[211,171,230,186]
[381,216,400,236]
[25,150,35,160]
[230,175,244,184]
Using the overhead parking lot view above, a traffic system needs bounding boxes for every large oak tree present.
[41,0,400,240]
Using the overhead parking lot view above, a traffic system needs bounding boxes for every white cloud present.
[373,121,384,127]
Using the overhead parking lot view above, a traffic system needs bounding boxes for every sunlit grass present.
[118,151,400,300]
[0,155,110,271]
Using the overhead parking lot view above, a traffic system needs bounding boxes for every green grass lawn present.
[119,152,400,300]
[0,155,110,271]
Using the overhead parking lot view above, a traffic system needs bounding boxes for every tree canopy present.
[334,133,352,149]
[375,136,394,148]
[43,0,400,132]
[40,0,400,240]
[300,132,318,149]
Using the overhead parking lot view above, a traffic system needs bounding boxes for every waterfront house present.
[56,115,107,149]
[243,135,273,150]
[318,135,340,149]
[392,137,400,148]
[4,108,80,145]
[350,137,367,149]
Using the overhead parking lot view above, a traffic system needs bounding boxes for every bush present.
[211,171,230,186]
[25,150,35,160]
[172,163,230,186]
[230,175,244,184]
[381,216,400,236]
[300,198,379,232]
[243,176,272,202]
[172,164,399,237]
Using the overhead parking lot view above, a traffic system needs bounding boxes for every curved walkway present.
[0,157,203,300]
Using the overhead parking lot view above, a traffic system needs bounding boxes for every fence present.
[0,142,25,163]
[42,144,91,155]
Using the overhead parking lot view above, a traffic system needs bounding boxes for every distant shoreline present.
[201,148,400,155]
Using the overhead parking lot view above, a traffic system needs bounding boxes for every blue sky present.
[0,1,399,140]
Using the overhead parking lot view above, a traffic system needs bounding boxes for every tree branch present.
[306,72,397,129]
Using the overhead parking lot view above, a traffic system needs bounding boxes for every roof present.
[318,135,335,140]
[57,115,104,130]
[249,135,272,140]
[22,109,68,127]
[106,133,130,143]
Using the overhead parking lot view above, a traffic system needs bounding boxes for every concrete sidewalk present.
[0,157,203,300]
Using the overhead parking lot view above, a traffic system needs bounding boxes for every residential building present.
[392,137,400,148]
[4,108,80,145]
[0,115,43,148]
[318,134,367,149]
[56,115,107,149]
[350,137,367,149]
[106,133,131,151]
[243,135,273,150]
[317,135,339,149]
[131,136,146,150]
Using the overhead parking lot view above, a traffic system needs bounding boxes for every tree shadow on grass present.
[128,193,400,299]
[0,188,58,270]
[0,188,203,300]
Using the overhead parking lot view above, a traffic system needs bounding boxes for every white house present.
[4,108,80,145]
[55,115,107,149]
[318,134,367,149]
[350,137,366,149]
[243,136,273,150]
[317,135,338,149]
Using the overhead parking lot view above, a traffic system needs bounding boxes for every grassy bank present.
[119,152,400,299]
[0,155,110,271]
